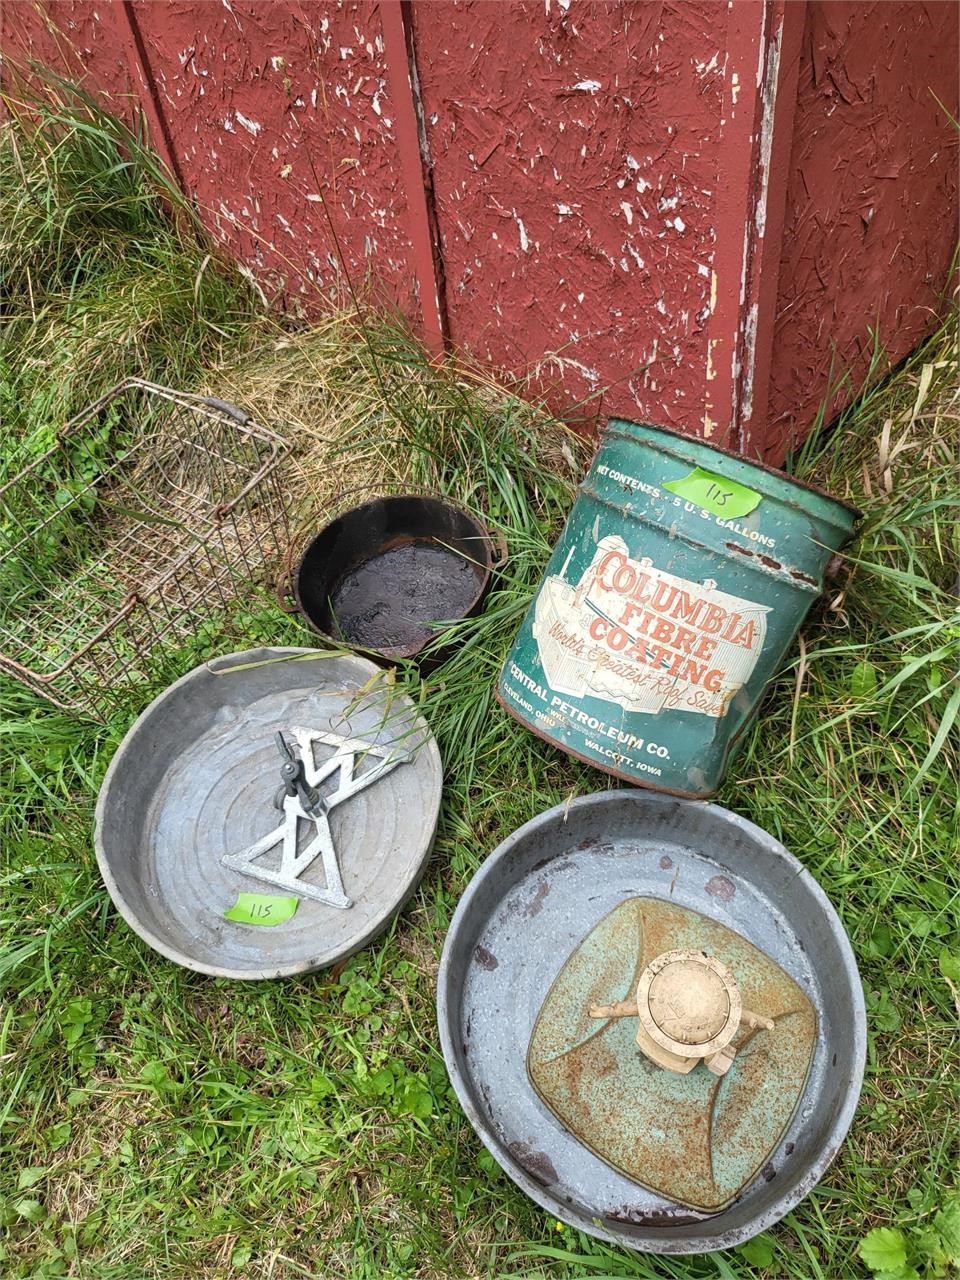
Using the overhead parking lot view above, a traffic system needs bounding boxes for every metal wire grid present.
[0,378,290,717]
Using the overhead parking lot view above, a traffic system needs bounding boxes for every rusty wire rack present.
[0,378,290,718]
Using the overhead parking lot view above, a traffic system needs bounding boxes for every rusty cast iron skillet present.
[294,495,498,661]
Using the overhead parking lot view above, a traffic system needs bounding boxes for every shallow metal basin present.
[95,647,442,978]
[437,790,865,1253]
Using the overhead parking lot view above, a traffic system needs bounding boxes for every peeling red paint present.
[129,0,424,317]
[114,3,185,187]
[703,0,773,451]
[734,2,807,460]
[0,1,132,107]
[763,1,959,461]
[410,0,724,432]
[1,0,956,459]
[380,0,446,353]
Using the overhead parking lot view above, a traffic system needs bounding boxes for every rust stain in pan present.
[705,874,736,902]
[523,881,552,918]
[507,1141,559,1186]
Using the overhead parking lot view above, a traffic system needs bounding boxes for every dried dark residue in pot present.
[330,540,483,649]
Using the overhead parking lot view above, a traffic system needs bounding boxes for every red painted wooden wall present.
[2,0,956,463]
[764,0,959,458]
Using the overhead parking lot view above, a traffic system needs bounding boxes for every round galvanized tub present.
[498,419,860,797]
[437,790,865,1254]
[95,647,442,978]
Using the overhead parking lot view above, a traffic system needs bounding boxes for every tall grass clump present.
[0,78,262,475]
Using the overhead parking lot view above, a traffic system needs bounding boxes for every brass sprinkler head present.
[588,948,775,1076]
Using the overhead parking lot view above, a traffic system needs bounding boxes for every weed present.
[858,1190,960,1279]
[0,79,263,460]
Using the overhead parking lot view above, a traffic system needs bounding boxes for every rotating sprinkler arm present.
[273,731,325,818]
[588,999,773,1032]
[741,1008,775,1032]
[589,998,640,1019]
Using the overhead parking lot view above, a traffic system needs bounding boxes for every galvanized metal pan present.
[95,647,442,978]
[437,791,866,1254]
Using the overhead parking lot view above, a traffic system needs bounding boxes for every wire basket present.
[0,378,290,718]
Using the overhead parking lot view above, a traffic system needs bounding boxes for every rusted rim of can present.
[604,419,863,522]
[579,480,823,592]
[494,686,718,799]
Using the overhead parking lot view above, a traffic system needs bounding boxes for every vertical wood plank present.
[380,0,447,354]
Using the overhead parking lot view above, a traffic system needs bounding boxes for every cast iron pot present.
[294,494,499,661]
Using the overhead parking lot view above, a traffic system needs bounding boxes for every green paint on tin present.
[498,419,859,797]
[664,466,762,518]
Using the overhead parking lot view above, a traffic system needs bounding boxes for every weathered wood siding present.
[2,0,956,461]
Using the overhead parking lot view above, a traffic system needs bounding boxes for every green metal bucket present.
[498,420,860,798]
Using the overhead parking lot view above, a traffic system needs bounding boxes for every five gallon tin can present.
[498,420,859,797]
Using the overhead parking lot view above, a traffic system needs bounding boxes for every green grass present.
[1,92,959,1280]
[0,78,262,472]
